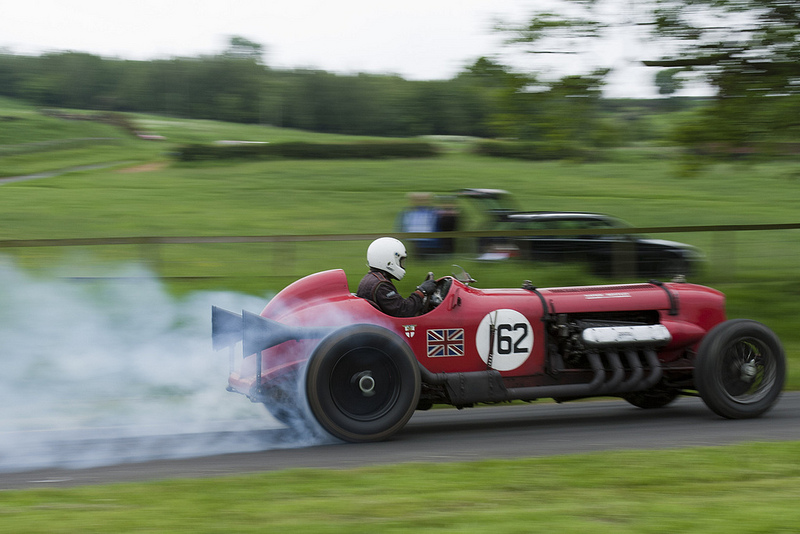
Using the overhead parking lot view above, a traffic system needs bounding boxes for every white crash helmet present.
[367,237,407,280]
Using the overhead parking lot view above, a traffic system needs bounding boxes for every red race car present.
[212,267,785,442]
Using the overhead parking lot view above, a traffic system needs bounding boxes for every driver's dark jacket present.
[357,268,424,317]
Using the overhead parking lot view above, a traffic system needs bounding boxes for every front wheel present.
[694,319,785,419]
[306,324,421,442]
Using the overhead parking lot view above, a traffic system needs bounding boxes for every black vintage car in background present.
[479,210,703,278]
[403,189,703,278]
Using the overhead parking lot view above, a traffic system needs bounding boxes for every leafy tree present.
[223,36,266,63]
[645,0,800,148]
[501,0,800,149]
[456,57,532,138]
[654,68,684,96]
[537,70,609,146]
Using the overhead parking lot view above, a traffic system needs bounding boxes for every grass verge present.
[1,442,798,532]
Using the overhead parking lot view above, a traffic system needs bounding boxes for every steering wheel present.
[421,274,452,313]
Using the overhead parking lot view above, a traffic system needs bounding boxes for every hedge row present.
[40,109,140,136]
[176,141,440,161]
[472,140,598,161]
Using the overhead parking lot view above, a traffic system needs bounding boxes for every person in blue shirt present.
[396,192,439,256]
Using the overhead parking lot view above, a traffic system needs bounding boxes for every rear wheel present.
[306,324,420,442]
[695,319,785,419]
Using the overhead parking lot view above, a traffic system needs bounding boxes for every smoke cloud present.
[0,257,331,473]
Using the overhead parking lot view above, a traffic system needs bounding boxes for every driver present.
[357,237,437,317]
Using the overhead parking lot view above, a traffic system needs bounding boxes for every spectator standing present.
[396,192,439,256]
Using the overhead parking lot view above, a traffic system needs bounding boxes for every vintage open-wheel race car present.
[212,266,785,443]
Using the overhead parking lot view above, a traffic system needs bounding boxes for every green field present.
[1,98,799,526]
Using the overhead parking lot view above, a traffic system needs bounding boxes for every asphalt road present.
[3,392,799,491]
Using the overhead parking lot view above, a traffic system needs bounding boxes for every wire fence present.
[1,223,799,285]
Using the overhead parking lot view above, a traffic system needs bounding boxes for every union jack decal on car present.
[427,328,464,357]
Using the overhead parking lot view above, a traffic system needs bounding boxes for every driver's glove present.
[417,279,437,296]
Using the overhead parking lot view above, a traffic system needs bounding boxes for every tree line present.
[0,40,651,147]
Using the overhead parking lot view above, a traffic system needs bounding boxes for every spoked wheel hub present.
[721,337,776,402]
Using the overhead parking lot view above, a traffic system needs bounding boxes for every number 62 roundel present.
[475,309,534,371]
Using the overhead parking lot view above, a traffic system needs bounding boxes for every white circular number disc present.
[475,309,534,371]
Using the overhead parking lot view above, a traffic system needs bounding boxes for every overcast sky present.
[0,0,665,97]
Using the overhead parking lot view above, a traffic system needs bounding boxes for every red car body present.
[213,268,785,442]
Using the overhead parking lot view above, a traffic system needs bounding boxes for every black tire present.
[622,387,680,409]
[694,319,785,419]
[306,324,421,442]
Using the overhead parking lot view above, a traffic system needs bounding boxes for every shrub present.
[175,141,440,161]
[472,140,598,161]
